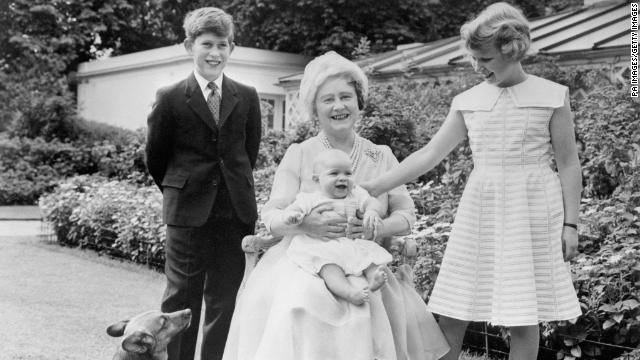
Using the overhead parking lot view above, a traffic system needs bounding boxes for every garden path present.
[0,207,204,360]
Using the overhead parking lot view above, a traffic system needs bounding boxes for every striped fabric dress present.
[426,75,582,326]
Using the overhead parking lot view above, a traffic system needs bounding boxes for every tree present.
[224,0,577,58]
[0,0,184,131]
[0,0,243,132]
[225,0,434,58]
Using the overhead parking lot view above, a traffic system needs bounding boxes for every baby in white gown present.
[281,149,391,305]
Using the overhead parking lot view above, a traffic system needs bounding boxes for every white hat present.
[298,51,368,121]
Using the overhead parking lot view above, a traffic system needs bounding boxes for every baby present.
[282,149,391,305]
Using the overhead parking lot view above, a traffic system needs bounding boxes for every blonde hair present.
[460,2,530,61]
[298,51,368,121]
[312,149,351,176]
[183,7,234,43]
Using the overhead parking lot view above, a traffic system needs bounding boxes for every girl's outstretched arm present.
[363,108,467,197]
[550,94,582,261]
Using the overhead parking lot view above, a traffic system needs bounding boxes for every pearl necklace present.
[320,133,363,174]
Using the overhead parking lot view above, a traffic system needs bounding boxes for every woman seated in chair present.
[222,51,449,360]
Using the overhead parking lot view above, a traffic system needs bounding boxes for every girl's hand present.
[299,202,346,240]
[283,210,304,225]
[562,226,579,261]
[362,210,383,241]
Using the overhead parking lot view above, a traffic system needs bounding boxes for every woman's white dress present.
[223,135,449,360]
[426,75,582,326]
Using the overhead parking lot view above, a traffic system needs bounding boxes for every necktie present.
[207,82,221,125]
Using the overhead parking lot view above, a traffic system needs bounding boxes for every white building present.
[76,44,310,130]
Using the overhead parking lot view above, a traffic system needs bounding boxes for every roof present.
[278,0,630,84]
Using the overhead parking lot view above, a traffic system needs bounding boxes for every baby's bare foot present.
[346,287,370,305]
[369,267,388,292]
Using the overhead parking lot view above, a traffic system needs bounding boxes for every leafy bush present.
[359,83,420,161]
[573,86,640,199]
[85,128,150,185]
[0,124,151,205]
[0,135,94,204]
[38,175,104,244]
[39,164,278,268]
[40,175,166,267]
[8,94,81,141]
[256,129,291,169]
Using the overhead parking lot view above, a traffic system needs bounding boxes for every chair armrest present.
[387,237,418,259]
[238,235,283,298]
[241,234,282,253]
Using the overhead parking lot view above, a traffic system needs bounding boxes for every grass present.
[460,350,499,360]
[1,234,166,360]
[0,229,496,360]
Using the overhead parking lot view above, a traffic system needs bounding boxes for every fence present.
[463,322,638,360]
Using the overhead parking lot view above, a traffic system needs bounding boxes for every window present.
[259,95,285,130]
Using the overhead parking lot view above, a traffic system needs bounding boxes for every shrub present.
[39,166,277,268]
[542,241,639,359]
[38,175,105,243]
[86,128,151,185]
[0,135,94,204]
[572,86,640,198]
[7,92,81,142]
[0,124,151,205]
[359,82,420,161]
[256,129,291,169]
[40,175,166,267]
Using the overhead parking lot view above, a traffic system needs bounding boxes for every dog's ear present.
[106,320,129,337]
[122,331,157,354]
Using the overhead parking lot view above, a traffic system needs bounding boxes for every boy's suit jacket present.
[145,73,261,227]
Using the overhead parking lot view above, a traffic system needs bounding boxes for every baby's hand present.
[362,210,382,241]
[283,210,304,225]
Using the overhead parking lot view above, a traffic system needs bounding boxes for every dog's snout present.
[176,309,192,328]
[178,308,192,320]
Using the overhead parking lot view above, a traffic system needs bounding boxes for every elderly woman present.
[222,51,449,360]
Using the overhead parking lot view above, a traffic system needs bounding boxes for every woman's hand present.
[299,202,347,240]
[562,226,579,261]
[347,210,364,239]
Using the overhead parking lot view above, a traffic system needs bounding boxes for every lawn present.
[0,231,495,360]
[1,234,166,359]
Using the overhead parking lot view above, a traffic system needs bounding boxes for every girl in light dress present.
[363,3,582,359]
[281,148,391,306]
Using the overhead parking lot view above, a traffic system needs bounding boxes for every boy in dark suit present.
[145,7,261,360]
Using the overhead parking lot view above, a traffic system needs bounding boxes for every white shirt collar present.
[194,71,223,98]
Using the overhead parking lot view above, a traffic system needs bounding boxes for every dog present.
[107,309,192,360]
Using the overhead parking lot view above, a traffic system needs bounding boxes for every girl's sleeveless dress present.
[427,75,582,326]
